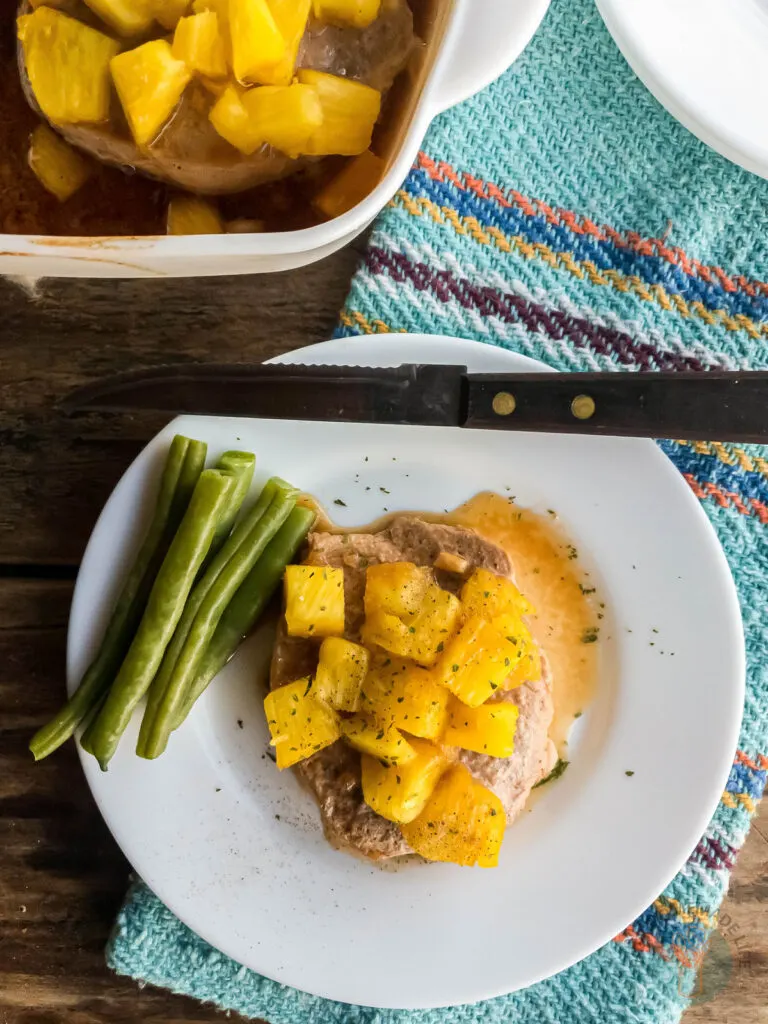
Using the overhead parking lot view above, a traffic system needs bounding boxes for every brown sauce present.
[0,0,439,236]
[302,491,600,755]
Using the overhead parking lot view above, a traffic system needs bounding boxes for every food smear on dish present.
[266,494,600,868]
[6,0,419,235]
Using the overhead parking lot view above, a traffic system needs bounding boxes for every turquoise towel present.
[108,0,768,1020]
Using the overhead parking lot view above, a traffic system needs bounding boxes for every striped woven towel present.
[108,1,768,1020]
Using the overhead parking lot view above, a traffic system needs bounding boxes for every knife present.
[60,363,768,443]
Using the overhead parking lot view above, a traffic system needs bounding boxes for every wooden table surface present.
[1,258,766,1024]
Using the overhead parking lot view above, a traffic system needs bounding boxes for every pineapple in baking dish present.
[364,562,431,620]
[263,0,311,86]
[314,149,385,219]
[172,11,228,78]
[28,124,93,201]
[209,83,262,153]
[284,565,345,638]
[361,657,449,740]
[361,737,446,824]
[241,84,323,159]
[111,40,192,147]
[436,615,521,707]
[401,764,506,868]
[263,677,340,769]
[443,698,519,758]
[17,8,120,125]
[315,637,369,712]
[312,0,380,29]
[166,195,223,234]
[297,69,381,156]
[340,714,415,766]
[229,0,285,84]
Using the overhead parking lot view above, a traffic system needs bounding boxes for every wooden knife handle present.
[463,371,768,443]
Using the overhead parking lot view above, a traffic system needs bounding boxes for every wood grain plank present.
[0,249,363,565]
[0,576,765,1024]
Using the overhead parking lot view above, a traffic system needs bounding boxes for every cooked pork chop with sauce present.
[270,516,557,861]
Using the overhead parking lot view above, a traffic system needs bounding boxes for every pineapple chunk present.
[314,149,384,220]
[443,698,519,757]
[461,568,533,622]
[241,84,322,159]
[297,69,381,156]
[264,677,340,769]
[340,714,415,766]
[401,764,506,867]
[408,584,462,667]
[173,11,227,78]
[151,0,191,28]
[209,83,263,153]
[167,195,223,234]
[284,565,345,638]
[28,124,93,202]
[82,0,154,36]
[361,657,449,739]
[364,562,430,620]
[315,637,369,712]
[502,645,541,690]
[193,0,228,22]
[312,0,380,29]
[264,0,311,86]
[360,611,413,659]
[362,738,445,824]
[229,0,285,84]
[111,40,192,147]
[436,615,520,707]
[17,9,120,125]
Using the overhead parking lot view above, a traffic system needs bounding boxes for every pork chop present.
[270,516,557,860]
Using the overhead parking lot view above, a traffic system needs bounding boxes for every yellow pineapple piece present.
[167,195,223,234]
[82,0,154,36]
[284,564,345,638]
[312,0,380,29]
[501,644,541,690]
[315,637,369,712]
[364,562,430,620]
[361,657,449,739]
[264,677,340,769]
[263,0,311,86]
[28,124,93,202]
[443,698,519,757]
[362,737,446,824]
[340,714,415,766]
[209,83,262,153]
[436,615,520,707]
[229,0,285,84]
[401,764,506,867]
[152,0,191,29]
[18,9,120,125]
[173,11,227,77]
[360,610,413,659]
[408,584,462,667]
[314,149,384,220]
[297,69,381,156]
[111,40,191,147]
[461,568,533,622]
[241,84,322,158]
[193,0,228,21]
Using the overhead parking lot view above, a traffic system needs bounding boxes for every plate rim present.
[68,333,745,1008]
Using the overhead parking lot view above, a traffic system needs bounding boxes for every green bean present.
[135,476,281,757]
[86,468,234,770]
[198,451,255,575]
[29,434,205,762]
[138,481,298,759]
[173,504,315,730]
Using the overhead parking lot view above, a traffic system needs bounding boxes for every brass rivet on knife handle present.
[492,392,516,416]
[571,394,596,420]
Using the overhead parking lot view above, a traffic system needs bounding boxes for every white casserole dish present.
[0,0,550,278]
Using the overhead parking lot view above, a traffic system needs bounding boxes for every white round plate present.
[597,0,768,178]
[68,335,744,1010]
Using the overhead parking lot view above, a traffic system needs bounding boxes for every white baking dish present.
[0,0,550,278]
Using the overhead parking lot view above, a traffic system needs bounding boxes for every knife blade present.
[60,362,768,443]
